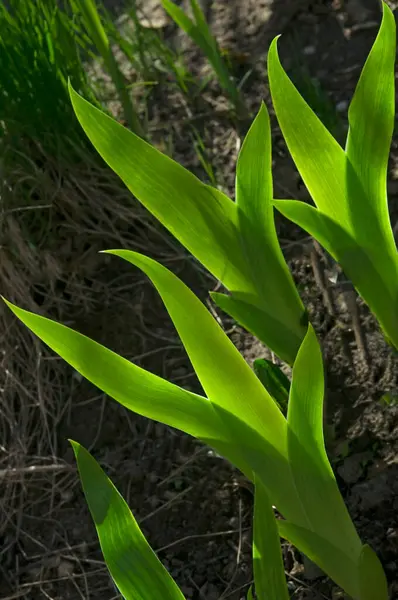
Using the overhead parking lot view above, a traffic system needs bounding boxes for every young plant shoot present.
[269,3,398,350]
[3,3,394,599]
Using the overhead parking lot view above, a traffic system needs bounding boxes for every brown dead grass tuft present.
[0,144,186,597]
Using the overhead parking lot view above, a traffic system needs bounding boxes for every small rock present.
[336,100,349,113]
[303,45,316,56]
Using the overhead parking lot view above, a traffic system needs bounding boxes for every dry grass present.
[0,140,191,597]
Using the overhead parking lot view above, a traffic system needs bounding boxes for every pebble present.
[336,100,349,113]
[303,45,316,56]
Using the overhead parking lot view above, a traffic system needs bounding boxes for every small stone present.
[303,45,316,56]
[336,100,349,113]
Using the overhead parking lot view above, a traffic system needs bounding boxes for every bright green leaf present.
[268,37,350,229]
[71,441,185,600]
[287,324,362,562]
[346,2,396,257]
[358,544,388,600]
[2,299,224,445]
[211,290,305,367]
[104,250,286,452]
[235,102,307,357]
[269,7,398,351]
[69,84,248,294]
[273,200,398,349]
[253,478,289,600]
[278,521,360,599]
[70,85,306,364]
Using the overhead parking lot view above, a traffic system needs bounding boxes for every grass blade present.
[253,479,289,600]
[71,0,143,136]
[160,0,243,111]
[71,441,185,600]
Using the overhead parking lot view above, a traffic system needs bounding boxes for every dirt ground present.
[1,1,398,599]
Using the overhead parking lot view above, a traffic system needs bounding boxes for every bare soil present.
[1,1,398,599]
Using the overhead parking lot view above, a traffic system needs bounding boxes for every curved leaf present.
[104,250,286,451]
[235,102,307,360]
[69,84,248,294]
[269,9,398,351]
[273,200,398,349]
[211,290,305,366]
[287,325,361,559]
[2,299,223,444]
[253,478,289,600]
[278,521,360,599]
[72,441,185,600]
[268,37,350,229]
[358,544,388,600]
[346,2,396,256]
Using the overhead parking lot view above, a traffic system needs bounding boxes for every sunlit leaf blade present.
[273,200,398,349]
[161,0,194,35]
[71,0,142,136]
[235,102,307,358]
[2,299,224,444]
[358,544,388,600]
[277,521,360,599]
[288,324,330,474]
[1,296,305,528]
[103,252,316,526]
[211,291,304,366]
[105,250,286,451]
[269,11,398,351]
[71,441,185,600]
[69,84,249,294]
[267,38,350,229]
[253,478,289,600]
[247,585,254,600]
[287,325,362,559]
[346,2,396,255]
[70,85,305,364]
